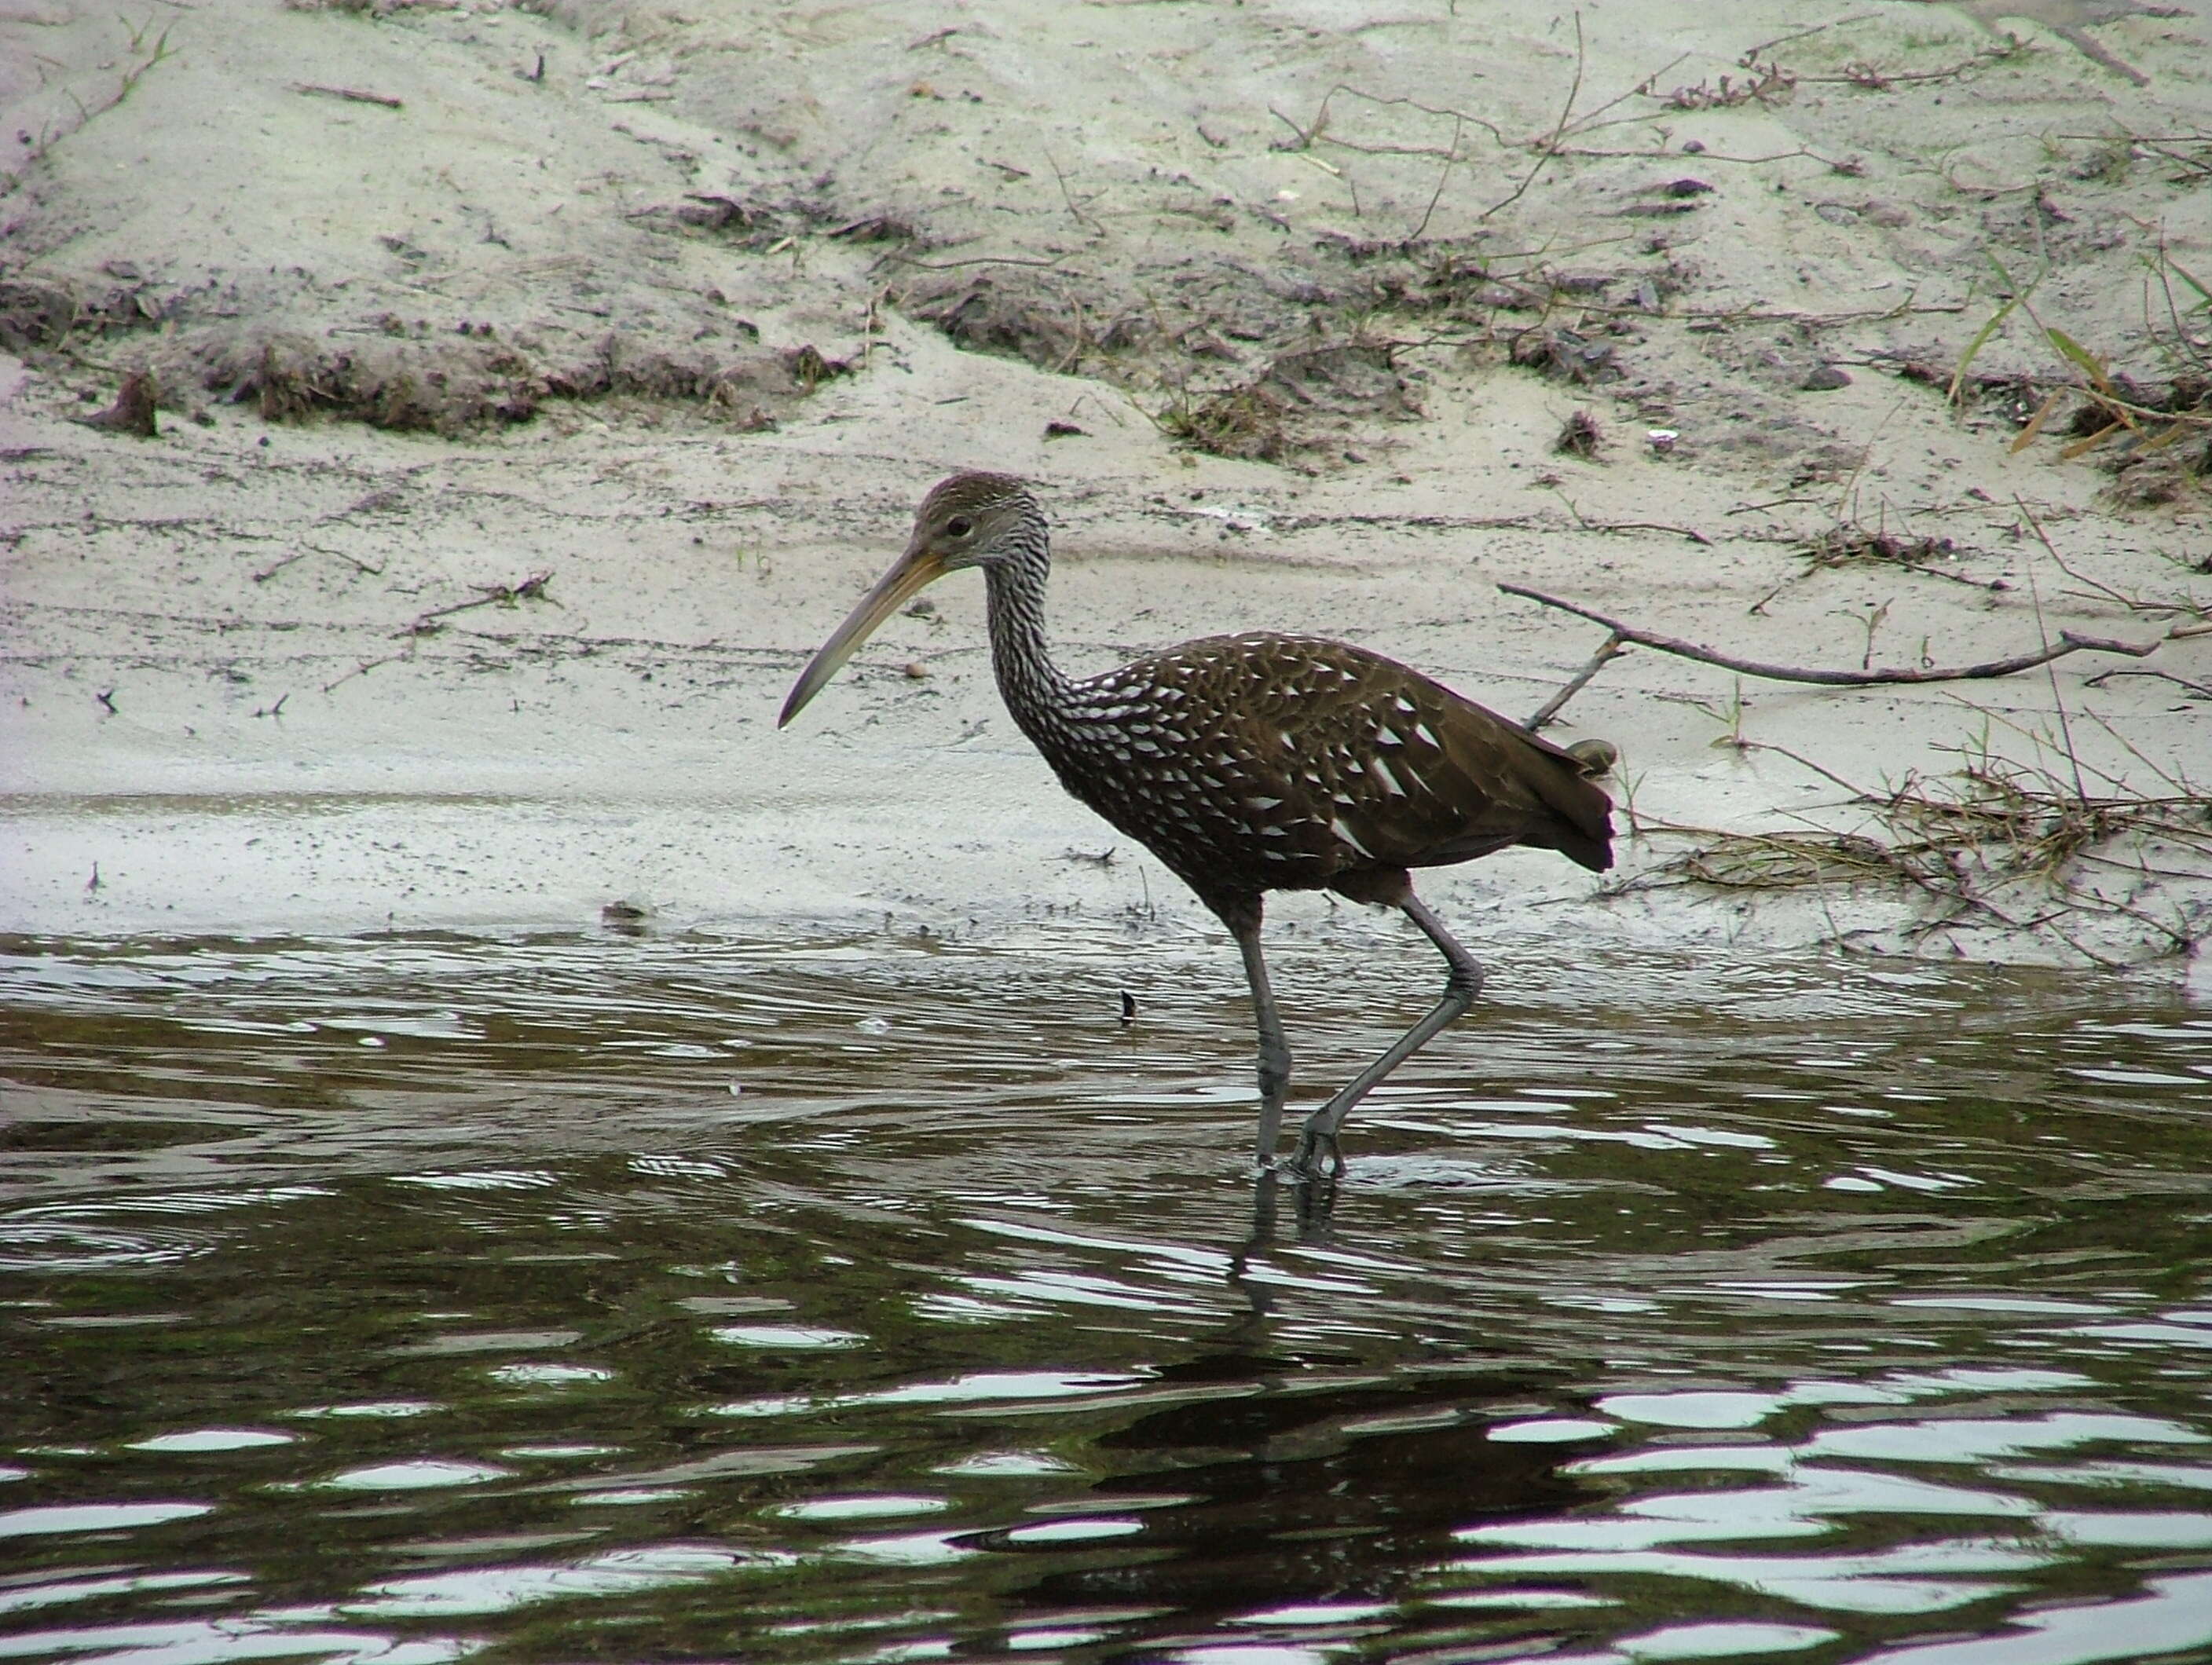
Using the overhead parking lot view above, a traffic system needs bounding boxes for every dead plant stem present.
[2013,499,2090,804]
[1481,12,1585,220]
[1499,582,2159,685]
[1409,112,1466,240]
[1524,631,1625,730]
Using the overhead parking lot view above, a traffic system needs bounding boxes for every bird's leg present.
[1289,894,1484,1179]
[1231,918,1292,1170]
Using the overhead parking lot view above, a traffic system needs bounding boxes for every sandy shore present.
[2,0,2208,975]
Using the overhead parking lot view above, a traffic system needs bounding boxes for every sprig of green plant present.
[1947,253,2043,411]
[1957,251,2212,464]
[1657,679,1749,751]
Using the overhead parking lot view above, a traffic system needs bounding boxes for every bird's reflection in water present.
[1073,1167,1596,1650]
[983,1334,1595,1646]
[1229,1170,1342,1299]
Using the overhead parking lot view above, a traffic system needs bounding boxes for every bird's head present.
[779,471,1037,727]
[904,470,1037,573]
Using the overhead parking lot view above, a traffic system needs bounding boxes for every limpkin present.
[780,472,1615,1177]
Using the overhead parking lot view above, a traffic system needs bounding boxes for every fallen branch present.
[1268,84,1511,158]
[2013,497,2207,623]
[1410,112,1467,240]
[1800,43,2027,90]
[295,82,405,109]
[1498,582,2159,685]
[1551,143,1860,172]
[253,541,386,584]
[879,253,1074,273]
[1581,515,1711,546]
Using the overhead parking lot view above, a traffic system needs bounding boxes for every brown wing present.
[1054,633,1613,901]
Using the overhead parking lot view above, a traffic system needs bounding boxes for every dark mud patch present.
[152,326,850,435]
[1158,342,1419,463]
[902,267,1155,378]
[74,368,159,438]
[2,258,851,435]
[894,252,1346,382]
[0,277,86,353]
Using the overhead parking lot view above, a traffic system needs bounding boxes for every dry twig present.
[1525,631,1626,730]
[405,571,555,635]
[2013,497,2207,623]
[294,82,405,108]
[1549,489,1710,545]
[1482,13,1591,221]
[1499,582,2159,686]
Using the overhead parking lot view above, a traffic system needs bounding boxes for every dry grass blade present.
[2009,390,2064,455]
[2057,419,2127,462]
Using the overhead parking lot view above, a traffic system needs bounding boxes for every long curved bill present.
[778,544,949,726]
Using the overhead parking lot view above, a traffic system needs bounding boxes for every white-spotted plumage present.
[1018,622,1613,919]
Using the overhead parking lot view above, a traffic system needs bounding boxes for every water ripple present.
[5,933,2211,1663]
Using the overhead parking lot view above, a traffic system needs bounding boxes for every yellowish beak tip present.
[778,545,948,731]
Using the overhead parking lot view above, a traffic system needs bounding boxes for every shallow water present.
[4,928,2211,1665]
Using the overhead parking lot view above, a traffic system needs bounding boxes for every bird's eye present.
[945,516,974,538]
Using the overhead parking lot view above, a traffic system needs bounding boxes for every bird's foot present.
[1284,1125,1346,1182]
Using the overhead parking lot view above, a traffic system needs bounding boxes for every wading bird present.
[780,473,1614,1177]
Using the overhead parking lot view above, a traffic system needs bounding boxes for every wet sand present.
[2,0,2209,970]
